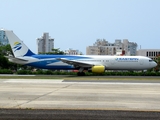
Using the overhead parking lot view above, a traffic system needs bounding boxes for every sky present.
[1,0,160,54]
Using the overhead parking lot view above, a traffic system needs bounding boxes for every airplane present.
[4,30,157,76]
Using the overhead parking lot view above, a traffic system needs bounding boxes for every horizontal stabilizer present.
[5,56,28,62]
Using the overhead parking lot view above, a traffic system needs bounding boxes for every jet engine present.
[89,66,105,73]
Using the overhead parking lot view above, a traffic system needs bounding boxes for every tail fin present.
[4,30,35,57]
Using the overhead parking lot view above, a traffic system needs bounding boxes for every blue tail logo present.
[13,42,22,52]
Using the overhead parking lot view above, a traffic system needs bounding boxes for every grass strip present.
[0,75,159,80]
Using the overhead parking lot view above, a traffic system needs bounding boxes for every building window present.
[146,52,148,56]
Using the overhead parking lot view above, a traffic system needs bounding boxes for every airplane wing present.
[57,58,94,67]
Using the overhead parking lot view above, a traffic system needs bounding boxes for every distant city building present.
[86,39,137,56]
[123,39,137,56]
[64,48,82,55]
[86,46,99,55]
[137,49,160,60]
[0,29,9,45]
[37,33,54,53]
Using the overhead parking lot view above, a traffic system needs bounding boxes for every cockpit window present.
[149,60,153,62]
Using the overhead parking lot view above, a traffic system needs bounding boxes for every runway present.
[0,78,160,119]
[0,79,160,110]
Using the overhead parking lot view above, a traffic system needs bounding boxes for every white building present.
[64,48,82,55]
[123,39,137,56]
[37,33,54,53]
[137,49,160,60]
[86,46,99,55]
[86,39,137,56]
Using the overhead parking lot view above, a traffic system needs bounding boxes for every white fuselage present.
[9,55,157,70]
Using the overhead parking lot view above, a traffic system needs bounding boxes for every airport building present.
[0,29,9,45]
[64,48,82,55]
[137,49,160,60]
[86,39,137,56]
[37,33,54,53]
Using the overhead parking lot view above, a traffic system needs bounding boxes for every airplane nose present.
[153,62,157,67]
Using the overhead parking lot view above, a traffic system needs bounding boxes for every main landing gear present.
[77,67,85,76]
[77,72,85,76]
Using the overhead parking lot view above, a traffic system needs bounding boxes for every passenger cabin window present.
[149,60,153,62]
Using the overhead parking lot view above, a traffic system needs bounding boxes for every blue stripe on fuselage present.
[25,55,91,70]
[31,55,91,60]
[27,63,74,70]
[24,49,35,56]
[26,60,75,70]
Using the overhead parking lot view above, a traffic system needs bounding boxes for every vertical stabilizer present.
[4,30,35,57]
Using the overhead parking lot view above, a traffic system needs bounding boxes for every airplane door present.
[139,59,144,65]
[110,58,115,65]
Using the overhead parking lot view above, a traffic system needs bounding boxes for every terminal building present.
[137,49,160,60]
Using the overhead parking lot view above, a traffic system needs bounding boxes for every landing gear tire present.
[77,72,85,76]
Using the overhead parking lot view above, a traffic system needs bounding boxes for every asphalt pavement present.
[0,109,160,120]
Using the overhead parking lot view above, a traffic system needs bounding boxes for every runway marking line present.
[2,108,160,112]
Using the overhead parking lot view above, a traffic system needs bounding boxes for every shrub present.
[36,70,44,75]
[17,70,28,74]
[43,70,53,75]
[0,69,13,74]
